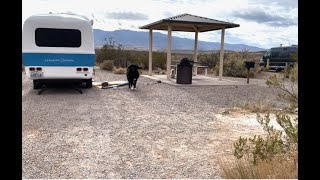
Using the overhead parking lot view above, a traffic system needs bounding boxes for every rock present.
[222,111,230,115]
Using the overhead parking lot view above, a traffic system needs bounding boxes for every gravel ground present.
[22,68,288,179]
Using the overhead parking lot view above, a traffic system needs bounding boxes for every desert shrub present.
[123,50,149,69]
[220,112,298,179]
[99,60,114,71]
[233,113,297,164]
[95,38,129,68]
[208,51,260,78]
[198,52,220,68]
[113,67,126,74]
[221,52,298,178]
[96,46,265,76]
[209,51,260,78]
[266,67,298,110]
[266,53,298,111]
[221,59,255,78]
[153,52,167,70]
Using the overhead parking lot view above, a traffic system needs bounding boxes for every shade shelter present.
[139,13,239,80]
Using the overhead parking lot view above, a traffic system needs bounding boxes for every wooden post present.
[149,29,153,76]
[247,68,250,84]
[194,30,198,76]
[219,27,225,81]
[167,25,172,80]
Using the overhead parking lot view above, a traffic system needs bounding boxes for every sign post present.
[244,61,255,84]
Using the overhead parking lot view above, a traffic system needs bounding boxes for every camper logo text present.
[45,58,75,62]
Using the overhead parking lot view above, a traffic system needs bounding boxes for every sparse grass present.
[113,67,126,74]
[220,152,298,179]
[241,100,276,113]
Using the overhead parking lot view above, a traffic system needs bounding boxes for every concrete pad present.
[141,75,249,86]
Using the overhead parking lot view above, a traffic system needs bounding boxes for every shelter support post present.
[219,27,225,81]
[194,30,198,76]
[149,29,153,76]
[167,25,172,80]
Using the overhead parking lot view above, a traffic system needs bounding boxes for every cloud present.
[163,11,174,18]
[232,10,297,27]
[105,11,148,20]
[253,0,298,8]
[155,0,194,4]
[22,0,297,49]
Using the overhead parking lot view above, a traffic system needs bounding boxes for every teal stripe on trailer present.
[22,53,95,66]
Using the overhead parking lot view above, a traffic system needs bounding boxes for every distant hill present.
[93,29,266,52]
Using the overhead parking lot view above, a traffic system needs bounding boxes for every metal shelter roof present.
[139,13,239,32]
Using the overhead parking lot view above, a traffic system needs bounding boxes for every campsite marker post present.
[244,61,255,84]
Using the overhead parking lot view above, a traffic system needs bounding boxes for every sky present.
[22,0,298,49]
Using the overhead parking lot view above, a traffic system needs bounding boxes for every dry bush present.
[99,60,114,71]
[113,67,126,74]
[241,100,276,113]
[267,63,298,111]
[220,152,297,179]
[221,59,256,78]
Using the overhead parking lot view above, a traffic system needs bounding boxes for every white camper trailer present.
[22,13,95,89]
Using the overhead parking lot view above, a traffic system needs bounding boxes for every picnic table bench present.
[170,61,208,76]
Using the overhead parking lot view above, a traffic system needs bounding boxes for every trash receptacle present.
[176,58,193,84]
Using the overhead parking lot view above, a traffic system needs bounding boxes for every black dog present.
[127,64,142,89]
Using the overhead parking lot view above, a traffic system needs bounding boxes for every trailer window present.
[35,28,81,47]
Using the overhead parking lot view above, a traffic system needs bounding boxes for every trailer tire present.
[33,80,41,89]
[85,78,92,88]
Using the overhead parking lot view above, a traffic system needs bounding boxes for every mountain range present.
[93,29,266,52]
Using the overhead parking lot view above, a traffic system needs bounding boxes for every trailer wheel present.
[85,78,92,88]
[33,80,41,89]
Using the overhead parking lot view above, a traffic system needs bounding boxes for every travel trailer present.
[22,13,95,89]
[259,45,298,71]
